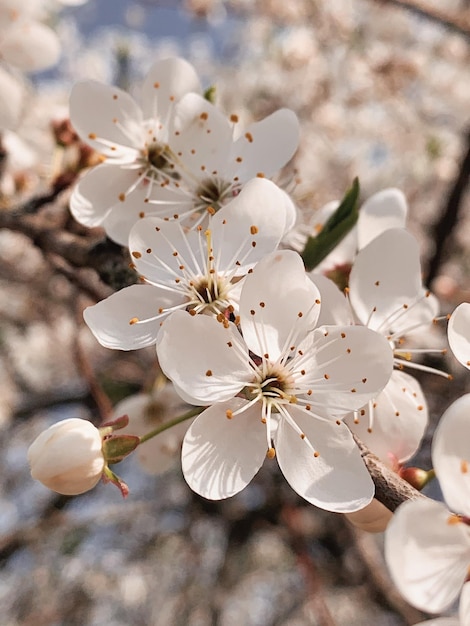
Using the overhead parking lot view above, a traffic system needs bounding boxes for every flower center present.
[187,274,231,315]
[245,362,296,408]
[195,177,234,211]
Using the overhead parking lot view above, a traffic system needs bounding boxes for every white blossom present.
[84,177,294,350]
[156,249,393,512]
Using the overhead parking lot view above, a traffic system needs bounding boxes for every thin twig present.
[375,0,470,39]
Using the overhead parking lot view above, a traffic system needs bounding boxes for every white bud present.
[28,418,105,495]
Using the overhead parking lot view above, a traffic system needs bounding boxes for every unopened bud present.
[398,466,434,491]
[28,418,105,495]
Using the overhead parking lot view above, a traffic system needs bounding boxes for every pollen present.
[153,81,160,88]
[256,172,265,178]
[313,451,320,458]
[139,211,145,218]
[147,248,152,254]
[250,225,259,235]
[362,378,367,383]
[341,332,346,338]
[417,405,424,411]
[300,433,306,439]
[259,302,266,308]
[129,317,139,325]
[131,251,142,259]
[200,112,208,120]
[119,193,126,202]
[375,281,380,286]
[88,132,97,139]
[298,312,303,318]
[461,460,469,474]
[245,132,253,142]
[113,94,118,100]
[267,447,276,459]
[230,114,239,123]
[360,409,365,416]
[205,370,213,377]
[226,409,233,419]
[324,374,330,380]
[351,388,357,393]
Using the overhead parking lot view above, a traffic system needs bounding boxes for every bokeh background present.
[1,1,470,624]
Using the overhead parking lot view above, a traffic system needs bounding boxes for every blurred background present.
[1,0,470,624]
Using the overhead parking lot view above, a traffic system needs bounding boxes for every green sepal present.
[204,85,216,103]
[301,177,360,272]
[102,434,140,465]
[102,465,129,498]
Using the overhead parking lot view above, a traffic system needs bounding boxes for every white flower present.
[385,394,470,624]
[28,418,105,495]
[69,57,202,243]
[84,177,293,350]
[448,303,470,370]
[156,249,393,512]
[150,93,299,224]
[114,385,193,475]
[70,58,299,245]
[309,228,444,468]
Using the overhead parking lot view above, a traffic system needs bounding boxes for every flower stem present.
[138,406,204,444]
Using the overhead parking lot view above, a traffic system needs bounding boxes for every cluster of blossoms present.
[26,55,470,622]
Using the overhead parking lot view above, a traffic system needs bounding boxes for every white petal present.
[349,228,429,334]
[460,581,470,626]
[385,498,470,613]
[170,93,232,175]
[275,406,374,512]
[357,188,408,249]
[70,81,144,158]
[182,399,267,499]
[432,394,470,517]
[0,66,24,130]
[103,184,192,246]
[239,249,321,361]
[448,303,470,370]
[156,311,252,404]
[1,21,60,72]
[142,57,201,122]
[211,178,292,274]
[308,273,354,326]
[229,108,300,181]
[345,371,428,466]
[300,325,394,419]
[70,164,140,228]
[83,284,180,350]
[129,218,203,285]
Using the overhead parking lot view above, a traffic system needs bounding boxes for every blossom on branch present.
[156,249,394,512]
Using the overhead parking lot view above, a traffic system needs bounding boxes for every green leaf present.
[301,178,360,272]
[204,85,216,104]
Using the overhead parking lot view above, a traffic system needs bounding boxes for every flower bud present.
[28,418,105,495]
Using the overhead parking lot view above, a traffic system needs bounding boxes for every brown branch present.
[354,436,425,512]
[375,0,470,39]
[426,127,470,285]
[0,208,136,291]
